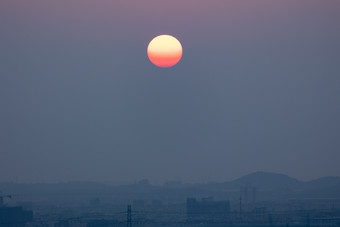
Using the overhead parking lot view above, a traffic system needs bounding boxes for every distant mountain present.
[1,172,340,204]
[306,176,340,189]
[227,171,302,190]
[203,171,303,192]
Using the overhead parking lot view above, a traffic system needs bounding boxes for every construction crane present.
[0,192,12,206]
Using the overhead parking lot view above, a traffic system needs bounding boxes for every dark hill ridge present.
[1,172,340,191]
[1,172,340,202]
[208,172,340,192]
[227,171,302,190]
[302,176,340,196]
[203,172,303,191]
[307,176,340,187]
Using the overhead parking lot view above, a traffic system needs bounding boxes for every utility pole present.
[239,197,242,221]
[127,205,132,227]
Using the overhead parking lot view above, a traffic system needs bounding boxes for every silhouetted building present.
[89,198,101,207]
[0,206,33,227]
[87,220,122,227]
[240,185,257,204]
[186,197,230,219]
[16,201,33,210]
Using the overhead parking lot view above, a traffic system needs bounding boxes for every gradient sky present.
[1,0,340,184]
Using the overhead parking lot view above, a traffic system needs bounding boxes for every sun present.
[147,35,183,68]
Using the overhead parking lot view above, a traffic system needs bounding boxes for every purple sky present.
[1,1,340,183]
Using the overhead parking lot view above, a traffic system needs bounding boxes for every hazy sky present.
[1,0,340,184]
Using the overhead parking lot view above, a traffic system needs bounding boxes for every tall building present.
[240,185,257,204]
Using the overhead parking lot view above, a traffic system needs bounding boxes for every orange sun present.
[147,35,183,68]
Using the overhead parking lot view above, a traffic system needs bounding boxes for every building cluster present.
[240,185,257,205]
[1,184,340,227]
[0,206,33,227]
[186,197,230,220]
